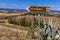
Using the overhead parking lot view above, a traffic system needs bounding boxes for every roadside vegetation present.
[0,13,60,40]
[0,14,59,29]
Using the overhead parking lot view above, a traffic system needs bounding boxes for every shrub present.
[19,17,31,27]
[33,17,38,27]
[8,16,44,28]
[8,16,15,24]
[48,14,54,17]
[33,18,44,28]
[8,16,31,27]
[40,21,44,28]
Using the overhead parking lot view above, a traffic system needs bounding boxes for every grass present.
[0,20,8,23]
[0,23,17,27]
[0,23,38,40]
[0,23,31,31]
[0,26,31,40]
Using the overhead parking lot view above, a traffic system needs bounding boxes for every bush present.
[48,14,54,17]
[33,18,38,27]
[8,16,16,24]
[33,18,44,28]
[8,16,44,28]
[19,17,31,27]
[8,16,31,27]
[40,21,44,28]
[8,16,13,24]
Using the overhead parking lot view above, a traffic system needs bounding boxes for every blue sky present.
[0,0,60,10]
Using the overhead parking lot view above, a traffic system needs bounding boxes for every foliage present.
[8,16,16,24]
[33,17,38,27]
[8,16,31,27]
[8,16,44,28]
[48,14,54,17]
[40,21,44,28]
[19,17,31,27]
[33,17,44,28]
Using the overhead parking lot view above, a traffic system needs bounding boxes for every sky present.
[0,0,60,11]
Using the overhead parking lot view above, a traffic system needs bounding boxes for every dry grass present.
[0,20,8,23]
[0,23,31,31]
[16,15,60,27]
[0,28,31,40]
[0,13,60,40]
[0,13,20,16]
[0,24,38,40]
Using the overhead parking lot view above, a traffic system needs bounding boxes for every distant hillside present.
[0,8,27,12]
[51,10,60,13]
[0,8,60,13]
